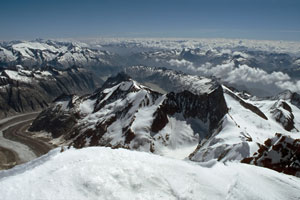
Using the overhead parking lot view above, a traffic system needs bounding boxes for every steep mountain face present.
[242,133,300,177]
[0,40,120,70]
[190,86,300,165]
[0,65,100,119]
[272,89,300,110]
[29,72,228,156]
[270,100,297,131]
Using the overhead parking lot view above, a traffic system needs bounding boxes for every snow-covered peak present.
[2,69,33,83]
[12,41,59,55]
[30,73,228,158]
[272,90,293,100]
[0,40,116,68]
[0,67,64,83]
[191,85,300,163]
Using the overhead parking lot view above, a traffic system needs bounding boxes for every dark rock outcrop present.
[242,133,300,177]
[270,100,297,131]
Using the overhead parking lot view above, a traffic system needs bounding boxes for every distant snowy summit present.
[0,40,116,69]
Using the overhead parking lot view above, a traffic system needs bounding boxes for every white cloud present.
[168,59,196,71]
[168,59,300,96]
[81,38,300,55]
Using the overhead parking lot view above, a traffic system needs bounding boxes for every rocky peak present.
[272,90,300,110]
[270,100,298,132]
[291,92,300,109]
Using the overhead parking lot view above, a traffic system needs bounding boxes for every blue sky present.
[1,0,300,41]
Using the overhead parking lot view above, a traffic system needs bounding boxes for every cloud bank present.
[168,59,300,96]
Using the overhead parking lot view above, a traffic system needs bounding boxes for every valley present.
[0,112,54,170]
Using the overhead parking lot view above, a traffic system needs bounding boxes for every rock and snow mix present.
[0,67,63,83]
[242,133,300,177]
[29,71,228,159]
[1,147,300,200]
[0,65,98,119]
[0,56,299,198]
[0,68,299,199]
[0,40,114,68]
[27,70,300,176]
[190,86,300,164]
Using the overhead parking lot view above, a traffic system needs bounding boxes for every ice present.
[0,119,36,162]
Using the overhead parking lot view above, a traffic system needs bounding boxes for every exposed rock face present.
[157,86,228,138]
[242,133,300,177]
[291,92,300,109]
[270,100,297,131]
[0,66,100,119]
[29,94,79,138]
[29,72,228,154]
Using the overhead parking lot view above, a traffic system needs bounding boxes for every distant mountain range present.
[0,40,119,69]
[1,39,299,96]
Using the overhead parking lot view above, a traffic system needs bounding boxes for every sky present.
[1,0,300,41]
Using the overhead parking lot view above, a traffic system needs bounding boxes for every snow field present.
[0,147,299,200]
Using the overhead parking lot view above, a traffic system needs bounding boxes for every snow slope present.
[0,147,299,200]
[191,86,300,162]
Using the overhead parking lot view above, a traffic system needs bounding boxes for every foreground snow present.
[0,147,299,200]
